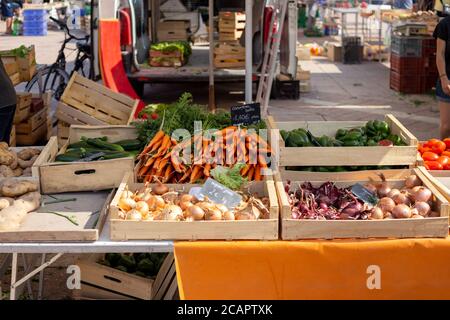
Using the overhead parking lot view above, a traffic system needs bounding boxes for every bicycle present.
[25,16,93,101]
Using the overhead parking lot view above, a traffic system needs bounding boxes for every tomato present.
[151,113,159,120]
[424,163,430,170]
[422,151,439,161]
[424,138,440,148]
[437,156,450,166]
[431,141,447,155]
[444,164,450,170]
[424,161,443,170]
[442,151,450,157]
[444,138,450,150]
[421,146,432,154]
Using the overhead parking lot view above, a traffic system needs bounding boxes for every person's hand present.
[442,77,450,95]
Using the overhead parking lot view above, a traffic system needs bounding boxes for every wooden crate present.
[214,42,245,69]
[219,29,243,41]
[57,121,70,148]
[267,114,418,167]
[16,106,47,135]
[16,114,47,146]
[219,11,246,24]
[19,63,36,82]
[74,253,177,300]
[38,125,137,194]
[1,56,18,75]
[296,69,311,81]
[275,168,449,240]
[157,21,189,41]
[109,173,279,240]
[14,92,32,124]
[417,166,450,202]
[56,72,139,126]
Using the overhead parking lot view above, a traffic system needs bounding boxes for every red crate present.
[390,54,425,74]
[390,70,426,94]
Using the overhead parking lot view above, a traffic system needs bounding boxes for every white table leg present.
[21,254,34,300]
[10,253,18,300]
[38,254,46,300]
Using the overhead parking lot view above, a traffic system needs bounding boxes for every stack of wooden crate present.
[218,11,245,42]
[0,46,36,82]
[214,42,245,69]
[1,56,20,85]
[14,92,50,146]
[296,66,311,93]
[55,72,139,147]
[73,253,178,300]
[157,20,189,41]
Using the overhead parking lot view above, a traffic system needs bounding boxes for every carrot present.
[254,165,262,181]
[178,167,192,183]
[144,156,156,167]
[155,135,171,156]
[163,164,172,182]
[158,157,169,171]
[258,154,269,168]
[203,163,211,177]
[240,164,250,176]
[154,157,162,170]
[139,130,164,158]
[138,164,150,178]
[247,165,255,181]
[190,165,202,183]
[150,138,164,153]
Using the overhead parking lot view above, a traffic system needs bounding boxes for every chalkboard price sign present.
[231,102,261,125]
[189,178,242,209]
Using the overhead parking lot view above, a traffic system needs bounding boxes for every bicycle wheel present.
[25,66,70,101]
[73,55,93,79]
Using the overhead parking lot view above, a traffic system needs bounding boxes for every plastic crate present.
[390,54,425,75]
[23,27,48,36]
[271,79,300,100]
[23,19,47,29]
[390,70,426,94]
[343,36,361,46]
[23,9,47,19]
[343,44,363,64]
[391,35,423,58]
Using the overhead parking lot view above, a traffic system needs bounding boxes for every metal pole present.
[245,0,253,103]
[208,0,216,112]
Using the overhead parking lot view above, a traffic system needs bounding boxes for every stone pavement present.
[268,53,440,140]
[0,20,440,140]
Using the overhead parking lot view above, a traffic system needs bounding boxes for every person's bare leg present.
[439,101,450,139]
[5,18,13,34]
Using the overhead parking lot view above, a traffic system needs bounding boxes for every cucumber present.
[114,139,142,151]
[100,152,133,160]
[55,154,82,162]
[67,141,91,149]
[85,138,125,152]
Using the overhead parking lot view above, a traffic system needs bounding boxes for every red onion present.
[414,201,431,217]
[392,204,412,219]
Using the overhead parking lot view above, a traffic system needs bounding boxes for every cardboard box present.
[327,42,342,62]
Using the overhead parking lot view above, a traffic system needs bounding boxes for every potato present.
[0,165,14,178]
[13,167,23,177]
[17,191,41,212]
[18,154,39,169]
[22,167,32,177]
[0,149,14,166]
[0,198,10,210]
[17,148,41,161]
[0,179,38,198]
[0,142,8,150]
[9,151,18,170]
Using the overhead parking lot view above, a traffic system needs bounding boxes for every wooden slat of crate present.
[219,11,246,22]
[77,258,154,300]
[417,166,450,202]
[9,125,16,147]
[73,283,135,300]
[10,72,21,86]
[214,59,245,68]
[109,173,279,240]
[57,121,70,148]
[275,168,449,240]
[267,114,418,166]
[157,29,188,41]
[16,106,47,134]
[38,125,137,194]
[2,59,18,75]
[219,30,243,41]
[14,92,32,124]
[56,102,107,126]
[16,121,46,146]
[219,19,246,31]
[59,72,138,126]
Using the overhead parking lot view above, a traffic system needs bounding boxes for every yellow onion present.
[223,211,235,220]
[185,205,205,220]
[136,201,149,216]
[127,209,142,221]
[205,208,222,220]
[118,197,136,212]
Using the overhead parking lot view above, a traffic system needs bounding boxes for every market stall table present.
[0,220,173,300]
[174,237,450,300]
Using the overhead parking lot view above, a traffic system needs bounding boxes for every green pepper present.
[341,131,362,141]
[286,131,310,147]
[280,130,289,141]
[343,140,361,146]
[366,139,378,146]
[335,128,348,139]
[317,135,333,147]
[387,134,402,146]
[333,139,343,147]
[373,120,390,134]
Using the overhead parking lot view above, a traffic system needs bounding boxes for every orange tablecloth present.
[174,238,450,300]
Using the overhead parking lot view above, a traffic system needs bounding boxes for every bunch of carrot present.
[137,126,271,183]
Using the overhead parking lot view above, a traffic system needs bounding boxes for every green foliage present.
[211,163,247,190]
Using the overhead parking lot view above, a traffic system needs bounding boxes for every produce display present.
[281,120,406,147]
[0,142,41,178]
[117,181,270,221]
[149,41,192,67]
[135,94,270,183]
[285,165,407,172]
[285,173,437,220]
[418,138,450,170]
[99,253,167,278]
[0,179,40,231]
[55,137,142,162]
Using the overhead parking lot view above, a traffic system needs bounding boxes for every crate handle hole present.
[103,275,122,283]
[74,169,96,175]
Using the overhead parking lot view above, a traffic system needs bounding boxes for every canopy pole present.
[245,0,253,103]
[208,0,216,112]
